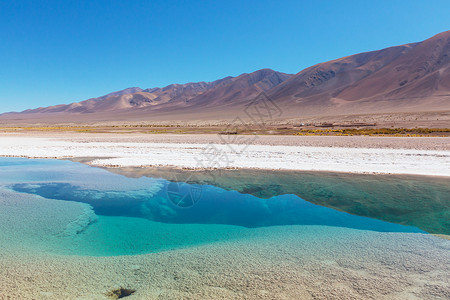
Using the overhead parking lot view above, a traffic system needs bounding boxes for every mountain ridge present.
[14,68,291,115]
[2,30,449,122]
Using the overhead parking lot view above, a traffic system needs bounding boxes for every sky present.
[0,0,449,113]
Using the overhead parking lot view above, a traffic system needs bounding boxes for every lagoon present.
[2,157,448,256]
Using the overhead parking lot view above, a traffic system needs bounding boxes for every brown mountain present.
[2,31,449,123]
[269,30,450,115]
[16,69,290,116]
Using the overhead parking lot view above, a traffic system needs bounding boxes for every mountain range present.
[1,30,449,123]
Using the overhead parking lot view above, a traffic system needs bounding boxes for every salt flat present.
[0,135,449,176]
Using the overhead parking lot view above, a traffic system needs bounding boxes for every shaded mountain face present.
[269,30,450,114]
[2,31,450,122]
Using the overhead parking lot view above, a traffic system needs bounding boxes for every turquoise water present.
[0,157,430,256]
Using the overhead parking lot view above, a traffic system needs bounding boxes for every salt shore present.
[0,135,449,176]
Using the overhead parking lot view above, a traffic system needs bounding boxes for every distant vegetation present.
[295,128,450,137]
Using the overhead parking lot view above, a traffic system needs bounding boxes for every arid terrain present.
[1,31,449,125]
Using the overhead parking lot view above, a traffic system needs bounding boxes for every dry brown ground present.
[1,111,449,130]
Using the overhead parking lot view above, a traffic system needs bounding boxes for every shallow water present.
[111,166,450,235]
[1,157,447,256]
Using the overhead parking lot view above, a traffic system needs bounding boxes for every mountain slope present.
[269,30,450,115]
[1,31,450,123]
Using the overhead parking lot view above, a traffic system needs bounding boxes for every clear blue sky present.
[1,0,449,113]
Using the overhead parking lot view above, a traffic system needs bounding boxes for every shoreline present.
[3,150,450,177]
[90,162,450,179]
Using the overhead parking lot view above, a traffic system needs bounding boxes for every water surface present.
[1,157,447,256]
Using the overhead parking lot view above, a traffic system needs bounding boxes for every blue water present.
[0,157,427,256]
